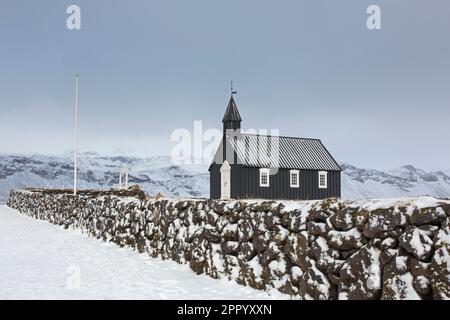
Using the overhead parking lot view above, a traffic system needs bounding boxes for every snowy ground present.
[0,205,286,300]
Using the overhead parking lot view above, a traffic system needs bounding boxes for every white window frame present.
[290,170,299,188]
[318,171,328,189]
[259,168,270,187]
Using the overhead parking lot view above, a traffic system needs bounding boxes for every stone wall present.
[7,189,450,300]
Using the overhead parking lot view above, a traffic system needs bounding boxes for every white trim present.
[220,161,231,199]
[220,160,231,172]
[259,168,270,187]
[289,170,299,188]
[318,171,328,189]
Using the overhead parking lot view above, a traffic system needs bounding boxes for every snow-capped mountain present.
[341,163,450,199]
[0,153,209,203]
[0,154,449,203]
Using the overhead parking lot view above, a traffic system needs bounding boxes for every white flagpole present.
[74,74,79,196]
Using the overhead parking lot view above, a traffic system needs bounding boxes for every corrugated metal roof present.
[222,96,242,122]
[228,134,341,171]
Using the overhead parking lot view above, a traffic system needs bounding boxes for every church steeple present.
[222,95,242,133]
[221,94,241,166]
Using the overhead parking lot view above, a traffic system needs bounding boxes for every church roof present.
[227,134,341,171]
[222,96,242,122]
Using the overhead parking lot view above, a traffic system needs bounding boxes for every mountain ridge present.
[0,154,449,203]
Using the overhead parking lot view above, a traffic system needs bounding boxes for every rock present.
[204,243,225,279]
[221,241,239,256]
[222,223,239,241]
[192,208,206,225]
[381,255,424,299]
[379,249,399,266]
[203,226,222,243]
[339,245,382,300]
[237,219,254,242]
[136,233,146,253]
[306,221,328,236]
[290,266,303,285]
[399,226,433,261]
[328,228,365,250]
[238,241,256,261]
[433,226,450,249]
[381,271,421,300]
[251,201,274,213]
[252,235,268,254]
[271,225,289,246]
[206,210,219,226]
[379,237,398,250]
[329,208,354,231]
[441,203,450,217]
[340,248,358,260]
[311,236,342,275]
[238,256,265,290]
[418,224,440,238]
[174,200,189,210]
[212,202,226,215]
[413,276,431,296]
[281,212,303,232]
[259,243,279,267]
[263,212,280,231]
[298,260,332,300]
[228,209,241,224]
[278,279,295,296]
[308,209,329,223]
[363,208,408,238]
[267,254,288,278]
[430,246,450,300]
[379,227,404,239]
[189,247,206,275]
[223,255,239,279]
[410,258,431,278]
[233,201,246,213]
[320,198,339,212]
[284,232,309,270]
[353,210,369,229]
[411,207,446,226]
[185,226,202,244]
[390,255,410,274]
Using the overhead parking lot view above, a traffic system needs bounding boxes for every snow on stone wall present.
[7,190,450,300]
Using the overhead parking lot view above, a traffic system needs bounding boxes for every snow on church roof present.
[228,134,341,171]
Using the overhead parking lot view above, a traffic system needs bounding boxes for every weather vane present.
[231,80,237,95]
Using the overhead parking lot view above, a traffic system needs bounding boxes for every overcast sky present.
[0,0,449,171]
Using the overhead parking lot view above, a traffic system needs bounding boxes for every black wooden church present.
[209,95,341,200]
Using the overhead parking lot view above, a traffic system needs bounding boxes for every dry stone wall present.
[7,189,450,300]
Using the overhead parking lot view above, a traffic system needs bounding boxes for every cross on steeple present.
[230,80,237,95]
